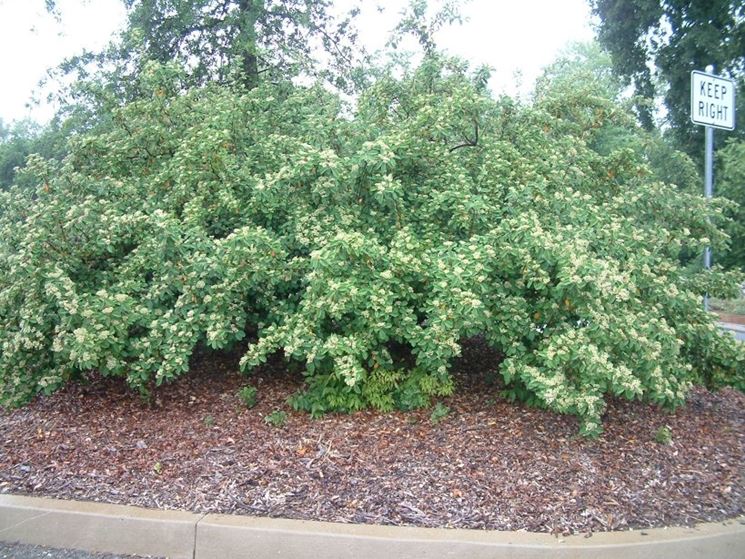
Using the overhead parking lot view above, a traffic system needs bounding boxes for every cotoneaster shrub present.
[0,58,743,435]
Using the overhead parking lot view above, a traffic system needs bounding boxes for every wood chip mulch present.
[1,340,743,536]
[718,312,745,327]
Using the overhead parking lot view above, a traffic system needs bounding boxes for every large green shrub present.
[0,59,742,435]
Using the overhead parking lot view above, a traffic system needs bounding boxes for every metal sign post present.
[703,123,713,310]
[690,65,736,311]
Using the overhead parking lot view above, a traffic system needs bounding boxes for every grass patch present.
[709,296,745,316]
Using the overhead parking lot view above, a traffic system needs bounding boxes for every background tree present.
[0,115,97,190]
[11,1,362,188]
[590,0,744,155]
[591,1,745,272]
[0,120,30,188]
[0,120,45,189]
[717,139,745,271]
[50,0,361,103]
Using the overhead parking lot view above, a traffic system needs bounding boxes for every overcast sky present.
[0,0,595,124]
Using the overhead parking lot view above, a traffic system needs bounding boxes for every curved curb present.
[719,322,745,343]
[0,494,200,558]
[720,322,745,333]
[1,494,744,559]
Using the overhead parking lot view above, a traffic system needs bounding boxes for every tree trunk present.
[238,0,262,89]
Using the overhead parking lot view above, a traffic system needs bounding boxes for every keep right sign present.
[691,70,736,130]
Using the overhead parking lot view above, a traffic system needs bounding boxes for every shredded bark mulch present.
[1,341,743,536]
[718,312,745,327]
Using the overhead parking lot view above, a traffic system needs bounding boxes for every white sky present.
[0,0,595,124]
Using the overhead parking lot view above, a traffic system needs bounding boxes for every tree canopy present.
[0,120,38,188]
[718,140,745,271]
[52,0,360,103]
[591,0,744,153]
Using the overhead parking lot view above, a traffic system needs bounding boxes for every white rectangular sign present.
[691,70,736,130]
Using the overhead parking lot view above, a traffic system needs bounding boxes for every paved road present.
[0,542,164,559]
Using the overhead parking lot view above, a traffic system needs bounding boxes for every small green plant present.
[237,385,258,409]
[153,461,162,475]
[264,410,288,427]
[430,402,450,425]
[203,414,215,427]
[655,425,673,445]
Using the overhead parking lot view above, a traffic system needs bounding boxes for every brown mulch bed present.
[1,342,743,536]
[718,312,745,327]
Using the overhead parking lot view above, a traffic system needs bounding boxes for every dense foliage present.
[0,120,49,189]
[50,0,360,109]
[0,118,76,190]
[1,56,743,435]
[534,42,700,194]
[9,0,361,189]
[718,140,745,271]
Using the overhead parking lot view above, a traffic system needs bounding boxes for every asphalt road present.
[0,542,164,559]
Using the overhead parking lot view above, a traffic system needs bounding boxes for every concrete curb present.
[720,321,745,333]
[719,322,745,342]
[1,494,744,559]
[0,495,200,559]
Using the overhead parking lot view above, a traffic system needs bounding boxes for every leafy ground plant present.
[264,410,288,428]
[237,385,258,409]
[430,402,450,425]
[654,425,673,445]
